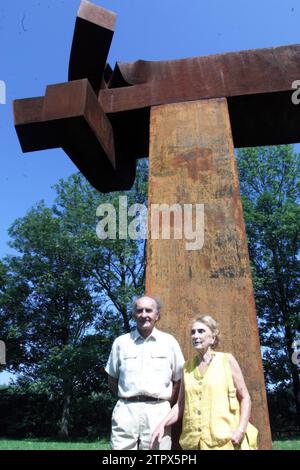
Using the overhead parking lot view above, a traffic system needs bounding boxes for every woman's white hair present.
[190,314,220,349]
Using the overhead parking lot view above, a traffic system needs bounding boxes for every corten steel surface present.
[13,0,300,192]
[100,45,300,111]
[14,79,137,192]
[68,0,116,93]
[146,100,272,450]
[12,0,276,450]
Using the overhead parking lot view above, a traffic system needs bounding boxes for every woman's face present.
[191,321,215,352]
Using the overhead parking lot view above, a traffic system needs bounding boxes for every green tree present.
[0,160,148,438]
[52,158,147,332]
[4,203,98,437]
[237,145,300,429]
[0,259,30,372]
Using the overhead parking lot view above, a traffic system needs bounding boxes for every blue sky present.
[1,0,299,258]
[0,0,299,383]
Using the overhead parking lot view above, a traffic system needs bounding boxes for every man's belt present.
[120,395,166,402]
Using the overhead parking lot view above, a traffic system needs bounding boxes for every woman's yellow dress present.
[179,352,256,450]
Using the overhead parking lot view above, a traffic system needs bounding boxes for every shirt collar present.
[132,326,159,342]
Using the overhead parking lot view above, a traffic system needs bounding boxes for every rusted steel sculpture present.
[14,1,300,192]
[14,0,299,449]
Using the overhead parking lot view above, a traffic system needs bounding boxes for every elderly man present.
[105,295,184,450]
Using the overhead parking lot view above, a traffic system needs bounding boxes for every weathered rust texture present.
[13,1,300,192]
[146,99,272,449]
[14,79,137,193]
[68,0,116,93]
[100,44,300,112]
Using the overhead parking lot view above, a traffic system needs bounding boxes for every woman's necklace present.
[199,352,214,365]
[198,352,215,373]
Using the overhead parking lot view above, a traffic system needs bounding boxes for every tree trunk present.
[60,380,72,438]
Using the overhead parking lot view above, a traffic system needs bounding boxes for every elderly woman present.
[150,315,257,450]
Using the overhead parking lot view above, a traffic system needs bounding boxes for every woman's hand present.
[231,428,245,446]
[149,424,165,449]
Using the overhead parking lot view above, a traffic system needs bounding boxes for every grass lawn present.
[0,438,110,450]
[0,437,299,450]
[272,438,300,450]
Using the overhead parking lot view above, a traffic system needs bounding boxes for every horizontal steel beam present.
[100,44,300,112]
[14,79,136,192]
[13,1,300,192]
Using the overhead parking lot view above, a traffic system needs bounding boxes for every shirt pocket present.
[151,350,169,371]
[122,351,138,372]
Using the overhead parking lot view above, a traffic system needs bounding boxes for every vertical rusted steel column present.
[146,98,272,449]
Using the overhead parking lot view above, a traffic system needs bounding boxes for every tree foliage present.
[0,160,148,437]
[237,145,300,430]
[1,146,299,437]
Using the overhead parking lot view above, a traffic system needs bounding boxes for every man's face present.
[133,296,159,338]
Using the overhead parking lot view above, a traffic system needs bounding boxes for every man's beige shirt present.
[105,327,184,400]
